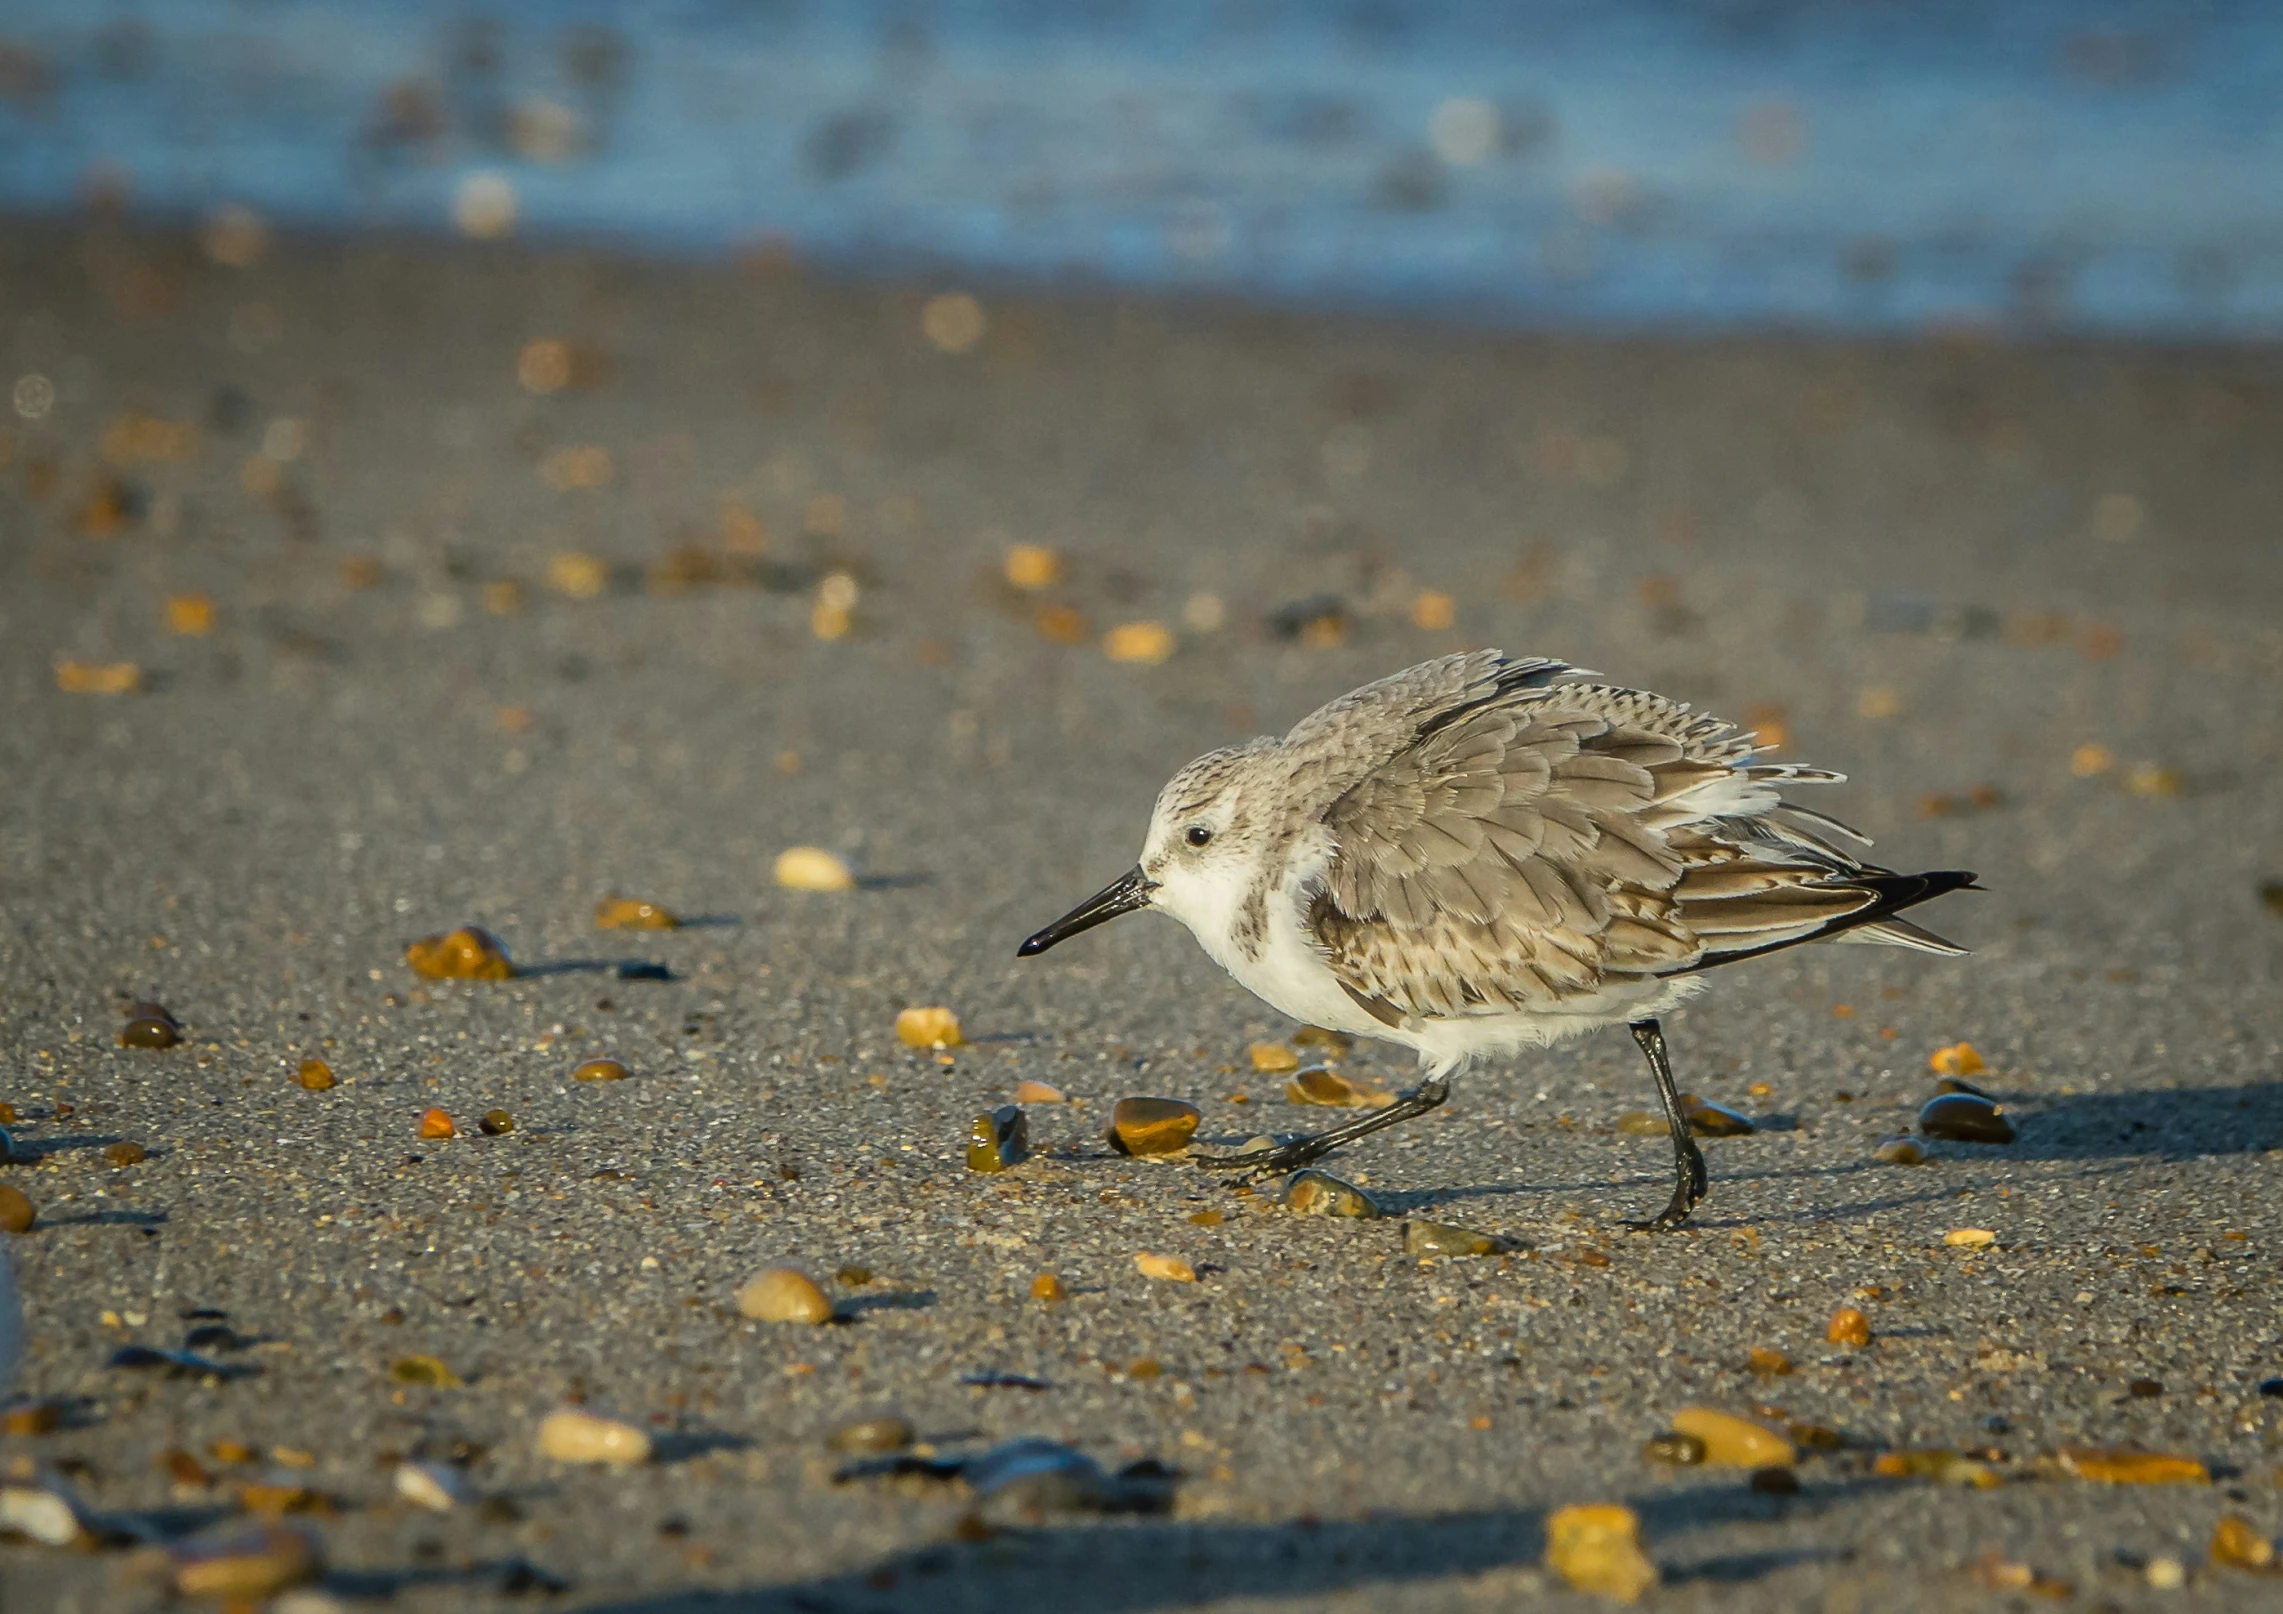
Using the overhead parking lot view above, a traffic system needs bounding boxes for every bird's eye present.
[1185,825,1214,848]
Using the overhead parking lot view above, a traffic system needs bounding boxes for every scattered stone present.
[1873,1449,2001,1486]
[1749,1466,1801,1495]
[1285,1169,1380,1219]
[737,1267,835,1324]
[1403,1220,1509,1257]
[118,1015,181,1049]
[1030,1273,1067,1303]
[594,895,679,929]
[2055,1447,2208,1485]
[1681,1094,1755,1137]
[103,1142,147,1167]
[1928,1041,1986,1077]
[825,1415,914,1455]
[2129,1377,2164,1399]
[394,1461,467,1512]
[834,1265,873,1286]
[1107,1097,1201,1157]
[0,1481,83,1545]
[1134,1253,1196,1283]
[1642,1432,1706,1466]
[2,1182,40,1233]
[1003,544,1062,590]
[1292,1026,1355,1054]
[1614,1110,1664,1136]
[1544,1502,1657,1603]
[834,1437,1174,1517]
[2259,1378,2283,1399]
[295,1059,336,1090]
[537,1406,652,1466]
[774,847,854,892]
[1247,1042,1300,1074]
[1285,1066,1393,1108]
[3,1400,62,1436]
[1945,1228,1997,1248]
[966,1105,1028,1173]
[2211,1514,2276,1571]
[1103,621,1175,665]
[1669,1407,1796,1468]
[1919,1092,2015,1144]
[390,1355,462,1388]
[417,1108,456,1140]
[1012,1079,1066,1104]
[1872,1137,1925,1165]
[896,1006,964,1049]
[170,1525,320,1599]
[573,1059,629,1082]
[2146,1556,2187,1590]
[479,1109,514,1136]
[1747,1347,1793,1377]
[404,926,515,980]
[1827,1307,1872,1347]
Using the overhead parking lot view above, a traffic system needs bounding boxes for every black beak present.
[1017,867,1158,957]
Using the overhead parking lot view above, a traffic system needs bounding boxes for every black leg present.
[1622,1018,1707,1231]
[1197,1075,1451,1181]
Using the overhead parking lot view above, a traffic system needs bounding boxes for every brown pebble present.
[1614,1109,1665,1136]
[1872,1137,1926,1165]
[1247,1042,1299,1074]
[1826,1307,1872,1347]
[1681,1094,1755,1137]
[1285,1066,1393,1108]
[1285,1168,1380,1219]
[1030,1273,1067,1303]
[405,926,515,980]
[417,1107,456,1140]
[1749,1466,1801,1495]
[295,1059,336,1090]
[1292,1025,1355,1054]
[2,1400,62,1436]
[574,1059,629,1083]
[834,1265,873,1286]
[1403,1220,1509,1257]
[390,1355,463,1388]
[2212,1514,2277,1571]
[479,1109,514,1136]
[0,1103,12,1125]
[1643,1431,1706,1466]
[966,1105,1028,1173]
[0,1184,34,1234]
[118,1017,180,1049]
[1107,1097,1201,1157]
[1747,1347,1793,1377]
[102,1141,146,1168]
[594,895,680,929]
[1918,1092,2015,1144]
[737,1267,835,1324]
[2128,1377,2163,1399]
[825,1415,915,1455]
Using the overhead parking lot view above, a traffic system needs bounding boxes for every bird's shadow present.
[575,1474,1885,1613]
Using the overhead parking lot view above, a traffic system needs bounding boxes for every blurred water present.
[1,0,2279,335]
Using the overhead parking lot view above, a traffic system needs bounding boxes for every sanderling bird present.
[1019,651,1974,1228]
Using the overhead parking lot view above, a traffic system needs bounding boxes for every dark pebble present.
[1681,1094,1755,1137]
[118,1017,181,1049]
[1749,1466,1802,1495]
[1917,1092,2015,1144]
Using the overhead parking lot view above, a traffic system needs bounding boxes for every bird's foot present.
[1195,1135,1339,1181]
[1623,1142,1707,1231]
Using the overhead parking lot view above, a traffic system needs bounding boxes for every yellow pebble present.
[1544,1503,1657,1602]
[1134,1252,1196,1283]
[737,1266,835,1324]
[895,1006,964,1049]
[535,1407,652,1465]
[1103,620,1175,665]
[1003,544,1062,590]
[774,846,854,892]
[1945,1228,1997,1248]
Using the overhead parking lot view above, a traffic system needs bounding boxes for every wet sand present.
[2,221,2282,1611]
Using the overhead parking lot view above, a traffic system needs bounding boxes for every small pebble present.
[417,1108,456,1140]
[1293,1025,1355,1054]
[2056,1446,2207,1484]
[1826,1307,1872,1347]
[1012,1080,1065,1104]
[394,1461,465,1512]
[102,1141,147,1168]
[479,1109,514,1136]
[2128,1377,2164,1399]
[594,895,679,929]
[1871,1136,1925,1165]
[1614,1109,1664,1136]
[536,1406,653,1466]
[2258,1378,2283,1398]
[390,1355,462,1388]
[1919,1092,2014,1143]
[834,1265,873,1286]
[1544,1502,1657,1603]
[1944,1228,1997,1248]
[0,1483,80,1546]
[1103,620,1175,665]
[896,1006,964,1049]
[774,846,854,892]
[2211,1514,2276,1571]
[825,1415,914,1455]
[1134,1252,1196,1283]
[573,1060,629,1083]
[738,1267,835,1324]
[295,1059,336,1091]
[1749,1466,1801,1495]
[966,1105,1028,1173]
[1247,1042,1300,1074]
[2146,1557,2186,1590]
[1871,1449,1999,1486]
[1108,1096,1202,1157]
[1285,1169,1380,1219]
[1681,1094,1755,1137]
[404,926,515,980]
[0,1184,36,1234]
[1747,1346,1793,1377]
[1928,1041,1986,1077]
[1403,1220,1508,1257]
[1669,1407,1796,1468]
[1285,1066,1392,1108]
[1642,1431,1706,1466]
[170,1525,320,1599]
[2,1400,62,1436]
[1003,544,1062,590]
[1030,1273,1067,1303]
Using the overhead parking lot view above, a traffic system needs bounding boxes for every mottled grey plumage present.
[1020,649,1976,1225]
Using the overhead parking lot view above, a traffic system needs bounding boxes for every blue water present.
[2,1,2279,336]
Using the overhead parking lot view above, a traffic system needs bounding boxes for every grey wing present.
[1308,676,1928,1021]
